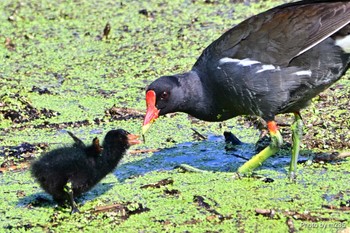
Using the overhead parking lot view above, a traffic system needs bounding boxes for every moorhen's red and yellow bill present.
[142,0,350,179]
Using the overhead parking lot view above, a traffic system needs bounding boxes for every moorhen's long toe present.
[31,129,141,213]
[142,1,350,179]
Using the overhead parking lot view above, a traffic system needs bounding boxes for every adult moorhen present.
[142,0,350,179]
[31,129,141,213]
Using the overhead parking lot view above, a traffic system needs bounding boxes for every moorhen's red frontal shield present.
[142,90,160,135]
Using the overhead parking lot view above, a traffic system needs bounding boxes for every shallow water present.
[114,134,302,181]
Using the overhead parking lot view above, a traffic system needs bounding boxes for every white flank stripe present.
[238,58,261,66]
[219,57,239,64]
[335,35,350,53]
[294,70,312,76]
[256,64,276,73]
[219,57,260,66]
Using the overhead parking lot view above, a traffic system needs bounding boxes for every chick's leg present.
[64,181,80,214]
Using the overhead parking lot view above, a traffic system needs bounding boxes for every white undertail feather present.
[296,19,350,58]
[335,34,350,53]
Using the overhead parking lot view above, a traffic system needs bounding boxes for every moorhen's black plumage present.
[67,131,103,163]
[142,1,350,179]
[31,129,141,213]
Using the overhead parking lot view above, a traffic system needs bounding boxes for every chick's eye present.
[160,91,169,100]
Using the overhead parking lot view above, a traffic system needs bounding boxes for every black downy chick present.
[31,129,141,214]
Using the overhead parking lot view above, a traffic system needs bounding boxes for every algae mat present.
[0,0,349,232]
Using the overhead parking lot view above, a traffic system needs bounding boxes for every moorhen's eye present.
[160,91,169,100]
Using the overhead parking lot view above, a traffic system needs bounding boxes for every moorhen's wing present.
[195,1,350,67]
[91,137,103,155]
[67,131,86,149]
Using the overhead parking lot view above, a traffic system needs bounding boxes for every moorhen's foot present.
[232,172,274,183]
[70,206,80,214]
[289,172,297,183]
[174,164,209,173]
[232,172,242,180]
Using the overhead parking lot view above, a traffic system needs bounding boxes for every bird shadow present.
[17,182,115,209]
[114,134,298,182]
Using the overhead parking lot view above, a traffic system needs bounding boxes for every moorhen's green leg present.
[290,112,303,181]
[238,121,283,174]
[177,121,283,175]
[64,181,79,214]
